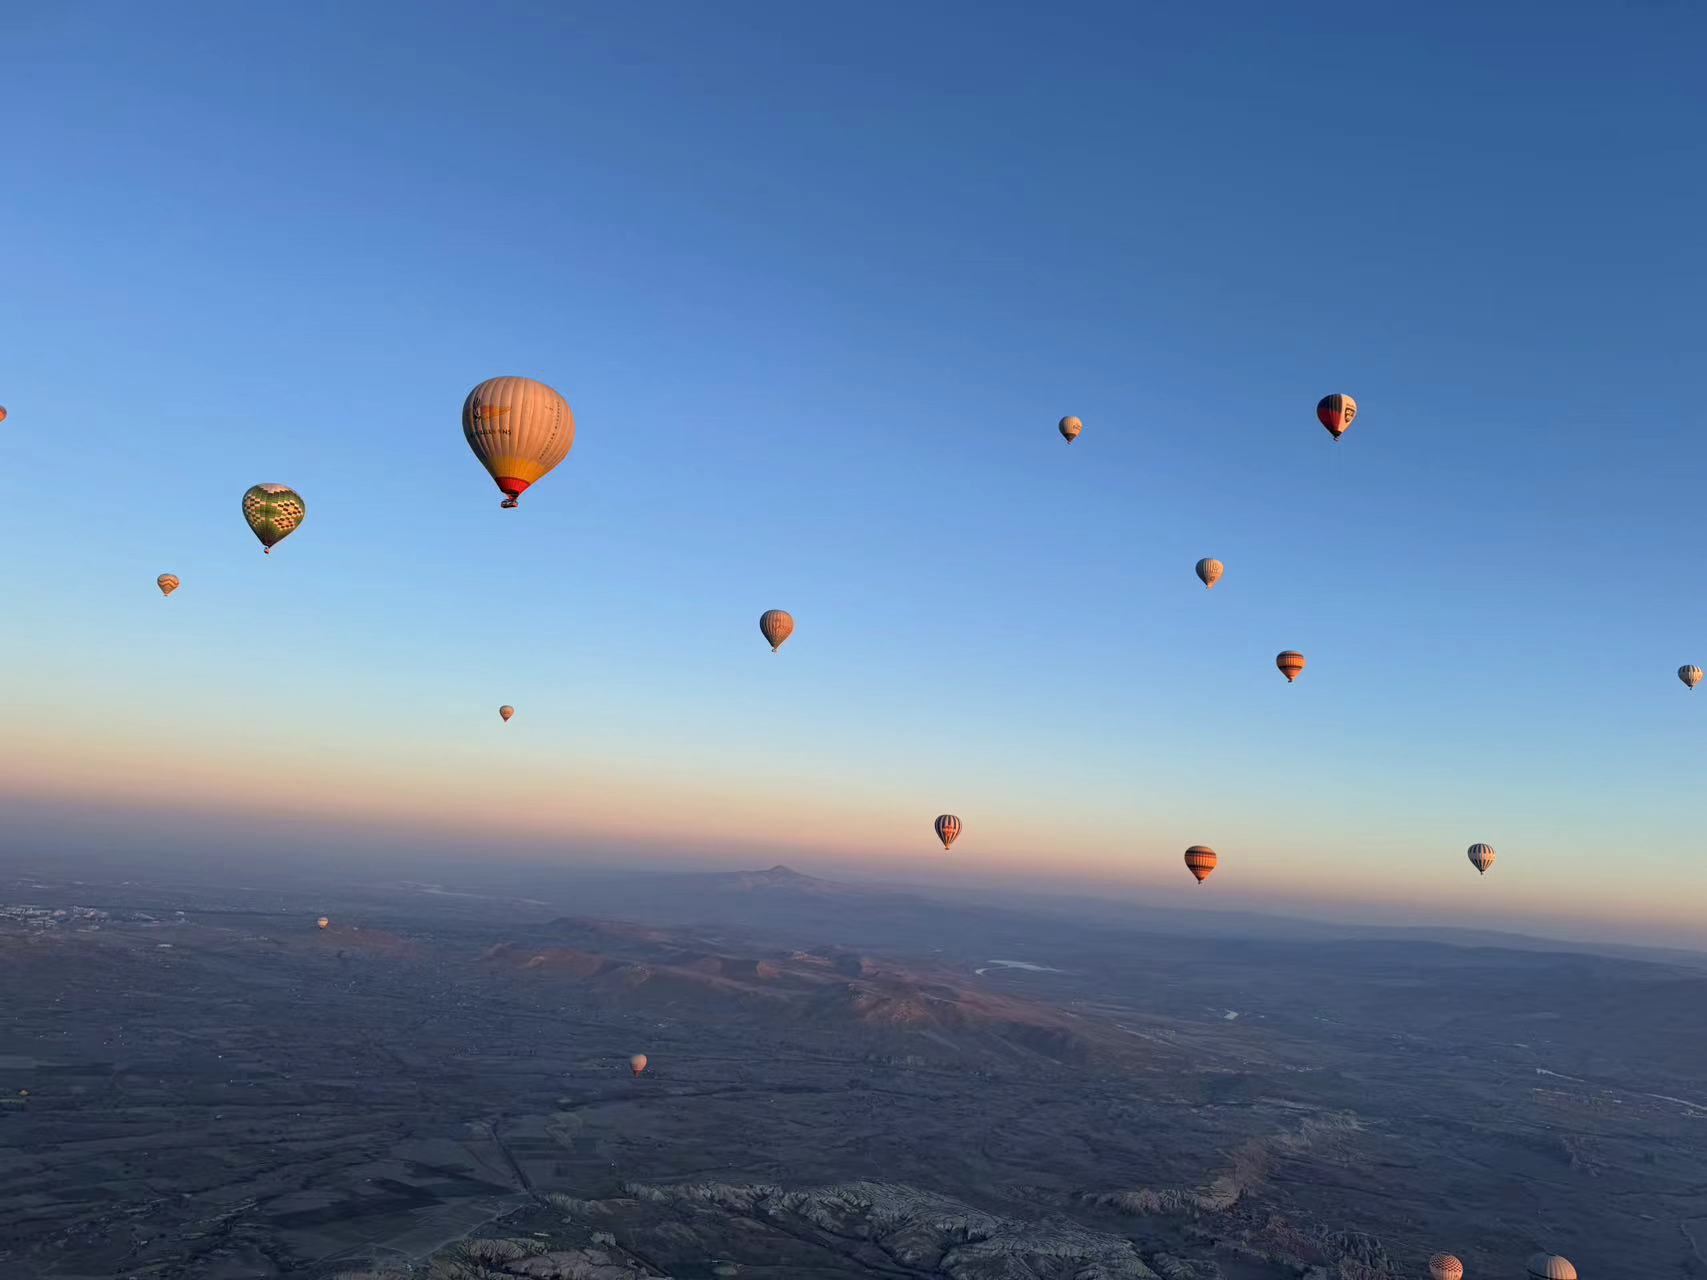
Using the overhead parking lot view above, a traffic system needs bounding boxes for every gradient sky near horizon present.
[2,2,1704,947]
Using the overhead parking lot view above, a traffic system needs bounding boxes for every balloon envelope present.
[0,405,7,424]
[1276,651,1306,682]
[1058,415,1082,442]
[1680,665,1703,690]
[463,376,574,508]
[1317,393,1357,439]
[156,574,180,598]
[1526,1256,1576,1280]
[934,814,961,850]
[1184,845,1218,884]
[1467,843,1496,875]
[759,610,794,652]
[499,705,515,722]
[629,1053,648,1076]
[316,916,330,929]
[1195,558,1223,589]
[242,484,306,553]
[1428,1255,1463,1280]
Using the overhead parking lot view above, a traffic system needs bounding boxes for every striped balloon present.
[1195,558,1223,590]
[462,376,575,508]
[934,814,961,851]
[1428,1255,1463,1280]
[759,609,794,652]
[1058,415,1083,443]
[1680,665,1703,690]
[1467,843,1496,875]
[156,573,180,598]
[1184,845,1218,884]
[1275,650,1307,682]
[242,484,306,553]
[1317,393,1357,439]
[1526,1256,1576,1280]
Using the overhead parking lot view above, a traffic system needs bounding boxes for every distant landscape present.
[4,856,1704,1279]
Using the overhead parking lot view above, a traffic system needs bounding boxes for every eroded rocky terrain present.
[3,864,1703,1278]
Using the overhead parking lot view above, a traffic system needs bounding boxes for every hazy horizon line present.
[6,833,1703,968]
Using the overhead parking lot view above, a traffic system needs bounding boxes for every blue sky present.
[1,2,1703,944]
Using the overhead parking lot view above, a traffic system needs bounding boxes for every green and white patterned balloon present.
[242,484,306,553]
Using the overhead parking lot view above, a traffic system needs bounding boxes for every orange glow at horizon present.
[5,712,1701,953]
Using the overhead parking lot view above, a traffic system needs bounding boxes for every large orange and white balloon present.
[462,376,575,509]
[1276,651,1307,682]
[934,814,961,851]
[1317,393,1357,440]
[1195,558,1223,590]
[1467,843,1496,876]
[759,610,794,652]
[0,405,8,424]
[156,574,180,598]
[1680,665,1703,690]
[1058,415,1083,443]
[1526,1255,1575,1280]
[1184,845,1218,884]
[629,1053,648,1076]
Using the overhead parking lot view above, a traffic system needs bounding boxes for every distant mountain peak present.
[724,865,823,892]
[728,864,858,893]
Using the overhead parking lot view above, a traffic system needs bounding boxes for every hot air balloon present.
[316,916,330,929]
[156,574,180,598]
[934,814,961,851]
[462,376,575,508]
[242,484,306,553]
[1276,651,1306,682]
[1680,665,1703,690]
[629,1053,648,1076]
[1317,394,1357,440]
[1526,1255,1576,1280]
[0,405,8,424]
[1184,845,1218,884]
[1195,558,1223,590]
[1428,1254,1463,1280]
[499,705,515,723]
[1467,843,1496,876]
[759,610,794,652]
[1058,416,1083,443]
